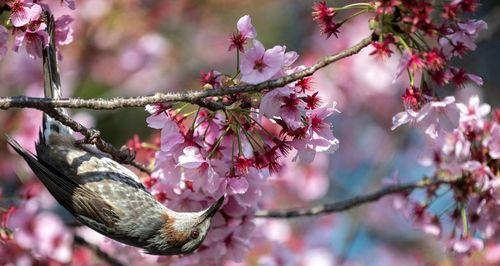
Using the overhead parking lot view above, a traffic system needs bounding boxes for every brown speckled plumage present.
[5,12,223,256]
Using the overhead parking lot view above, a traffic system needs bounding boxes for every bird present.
[5,12,224,256]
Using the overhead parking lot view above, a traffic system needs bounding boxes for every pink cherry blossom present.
[440,20,487,58]
[13,23,49,59]
[441,130,470,160]
[417,96,460,139]
[237,15,256,39]
[259,86,305,130]
[283,50,299,67]
[33,213,73,263]
[55,15,75,46]
[458,20,488,37]
[8,206,73,263]
[292,102,340,163]
[391,108,420,130]
[457,95,491,127]
[177,146,206,168]
[240,40,285,84]
[393,51,424,82]
[227,176,250,195]
[462,160,495,190]
[448,237,484,254]
[393,97,461,138]
[280,93,305,130]
[485,122,500,159]
[259,86,290,118]
[146,112,185,152]
[485,244,500,263]
[7,1,42,27]
[229,15,257,52]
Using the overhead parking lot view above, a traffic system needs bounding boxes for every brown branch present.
[74,235,126,266]
[254,178,445,218]
[43,107,152,174]
[0,35,373,111]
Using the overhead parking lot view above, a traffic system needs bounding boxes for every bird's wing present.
[5,134,123,227]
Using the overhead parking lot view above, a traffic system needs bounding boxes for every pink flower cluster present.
[143,14,340,264]
[1,181,74,265]
[392,95,499,255]
[368,1,487,131]
[0,0,75,60]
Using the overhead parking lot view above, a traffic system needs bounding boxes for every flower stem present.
[461,206,468,236]
[190,107,201,129]
[335,3,372,11]
[339,9,369,25]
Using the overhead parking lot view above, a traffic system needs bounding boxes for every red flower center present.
[253,57,267,72]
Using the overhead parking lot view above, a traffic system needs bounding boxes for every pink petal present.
[236,15,256,39]
[160,120,184,152]
[10,7,30,27]
[27,4,42,22]
[228,177,249,194]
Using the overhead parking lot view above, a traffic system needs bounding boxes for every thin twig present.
[254,178,445,218]
[0,36,373,111]
[43,107,152,174]
[74,235,126,266]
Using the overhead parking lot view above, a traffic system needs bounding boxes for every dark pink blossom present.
[370,37,394,59]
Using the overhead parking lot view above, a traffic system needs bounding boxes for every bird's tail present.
[41,12,72,142]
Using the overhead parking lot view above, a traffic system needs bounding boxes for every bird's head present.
[151,196,225,255]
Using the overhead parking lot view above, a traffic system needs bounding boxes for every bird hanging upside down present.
[5,12,224,256]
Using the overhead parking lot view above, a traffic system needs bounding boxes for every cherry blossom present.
[448,237,484,255]
[0,2,497,265]
[392,97,460,139]
[240,40,285,84]
[13,22,49,59]
[7,1,41,27]
[54,15,74,46]
[440,19,487,58]
[229,14,256,52]
[417,96,461,139]
[236,15,256,39]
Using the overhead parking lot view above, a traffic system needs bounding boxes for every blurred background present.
[0,0,498,265]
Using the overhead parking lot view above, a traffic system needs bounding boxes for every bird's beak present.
[200,196,225,221]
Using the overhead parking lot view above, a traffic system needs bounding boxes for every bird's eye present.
[190,230,199,239]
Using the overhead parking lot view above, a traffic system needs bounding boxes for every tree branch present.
[254,178,445,218]
[43,107,152,173]
[0,35,373,111]
[74,235,126,266]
